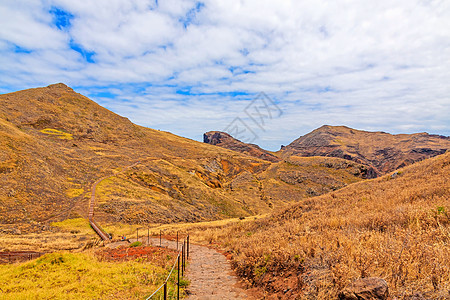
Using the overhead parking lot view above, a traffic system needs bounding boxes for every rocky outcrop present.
[203,131,281,163]
[338,277,389,300]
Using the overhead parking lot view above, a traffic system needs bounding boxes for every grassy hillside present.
[0,84,366,233]
[196,152,450,299]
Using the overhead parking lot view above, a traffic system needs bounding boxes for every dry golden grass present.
[1,222,95,253]
[0,216,265,253]
[0,233,89,252]
[39,128,73,140]
[98,215,267,241]
[1,217,187,299]
[192,152,450,299]
[0,250,179,299]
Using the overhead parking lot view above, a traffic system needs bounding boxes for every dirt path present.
[148,238,252,300]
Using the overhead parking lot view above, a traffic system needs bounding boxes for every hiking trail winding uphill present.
[149,238,252,300]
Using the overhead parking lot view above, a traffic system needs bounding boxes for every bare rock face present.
[203,131,281,162]
[338,277,389,300]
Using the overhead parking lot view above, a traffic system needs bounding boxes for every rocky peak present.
[203,131,281,163]
[203,131,233,145]
[47,83,73,91]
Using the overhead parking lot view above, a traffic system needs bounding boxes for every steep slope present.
[281,125,450,176]
[203,131,280,162]
[0,84,366,231]
[201,151,450,299]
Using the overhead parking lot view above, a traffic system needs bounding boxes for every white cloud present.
[0,1,67,50]
[0,0,449,150]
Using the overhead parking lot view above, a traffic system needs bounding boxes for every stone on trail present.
[338,277,389,300]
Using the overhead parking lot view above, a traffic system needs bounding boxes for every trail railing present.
[89,218,110,241]
[146,234,190,300]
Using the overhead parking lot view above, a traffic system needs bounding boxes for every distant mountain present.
[203,131,280,162]
[280,125,450,177]
[0,84,366,231]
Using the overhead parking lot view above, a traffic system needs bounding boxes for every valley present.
[0,84,449,299]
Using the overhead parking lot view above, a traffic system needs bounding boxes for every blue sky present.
[0,0,449,150]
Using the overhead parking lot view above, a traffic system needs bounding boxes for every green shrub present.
[129,241,142,247]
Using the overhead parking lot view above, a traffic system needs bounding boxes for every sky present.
[0,0,449,150]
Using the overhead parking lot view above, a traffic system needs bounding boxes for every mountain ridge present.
[280,125,449,176]
[204,125,449,178]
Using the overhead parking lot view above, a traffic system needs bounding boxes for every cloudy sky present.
[1,0,449,150]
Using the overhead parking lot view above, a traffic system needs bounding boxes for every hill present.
[0,84,366,232]
[280,125,450,177]
[198,151,450,299]
[0,83,271,229]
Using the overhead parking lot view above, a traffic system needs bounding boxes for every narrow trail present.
[185,243,251,300]
[149,238,252,300]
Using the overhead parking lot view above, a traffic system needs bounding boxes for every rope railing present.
[146,234,190,300]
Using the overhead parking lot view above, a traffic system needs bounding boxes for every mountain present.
[0,84,366,231]
[203,131,280,162]
[281,125,450,176]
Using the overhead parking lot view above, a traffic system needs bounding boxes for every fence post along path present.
[146,234,190,300]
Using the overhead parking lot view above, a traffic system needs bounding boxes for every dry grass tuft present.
[40,128,73,140]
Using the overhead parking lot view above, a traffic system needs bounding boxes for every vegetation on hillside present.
[193,152,450,299]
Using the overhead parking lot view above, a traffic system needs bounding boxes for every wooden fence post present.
[182,244,185,276]
[187,235,189,260]
[177,253,180,300]
[164,282,167,300]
